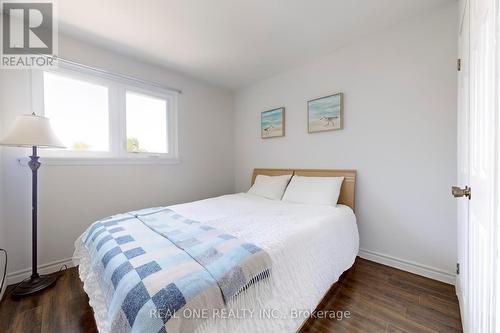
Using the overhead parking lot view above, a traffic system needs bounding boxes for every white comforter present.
[75,193,359,333]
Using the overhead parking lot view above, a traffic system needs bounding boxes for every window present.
[126,91,168,154]
[43,72,109,152]
[31,62,178,164]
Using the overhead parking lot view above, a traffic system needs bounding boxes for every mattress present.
[74,193,359,333]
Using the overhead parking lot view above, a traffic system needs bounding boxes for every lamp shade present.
[0,113,65,148]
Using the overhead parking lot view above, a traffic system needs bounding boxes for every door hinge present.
[452,185,471,199]
[456,263,460,275]
[457,58,461,71]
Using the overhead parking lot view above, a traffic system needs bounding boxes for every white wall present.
[234,3,457,282]
[0,35,234,282]
[0,78,5,298]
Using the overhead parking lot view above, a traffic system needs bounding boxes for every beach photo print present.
[261,107,285,139]
[308,92,343,133]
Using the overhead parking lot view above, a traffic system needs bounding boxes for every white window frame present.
[30,62,179,165]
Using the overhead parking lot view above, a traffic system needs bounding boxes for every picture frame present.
[308,92,343,133]
[261,107,285,139]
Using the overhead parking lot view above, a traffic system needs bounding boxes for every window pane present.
[126,91,168,154]
[43,72,109,152]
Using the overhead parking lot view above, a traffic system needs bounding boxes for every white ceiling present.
[59,0,452,90]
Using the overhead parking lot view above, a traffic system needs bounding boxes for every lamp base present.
[11,272,62,297]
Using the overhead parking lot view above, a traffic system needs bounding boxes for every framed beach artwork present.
[308,92,343,133]
[261,107,285,139]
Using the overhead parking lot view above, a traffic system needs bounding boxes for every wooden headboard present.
[251,168,356,211]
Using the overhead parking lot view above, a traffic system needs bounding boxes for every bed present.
[74,168,359,333]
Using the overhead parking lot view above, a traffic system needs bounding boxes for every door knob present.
[452,186,471,199]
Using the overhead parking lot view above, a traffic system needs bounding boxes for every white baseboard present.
[358,248,456,285]
[6,257,75,285]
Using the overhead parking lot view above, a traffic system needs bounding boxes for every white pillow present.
[282,176,344,206]
[247,174,292,200]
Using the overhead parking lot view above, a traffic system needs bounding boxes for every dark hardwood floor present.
[300,258,462,333]
[0,257,462,333]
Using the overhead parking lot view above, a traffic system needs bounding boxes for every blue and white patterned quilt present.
[80,207,272,333]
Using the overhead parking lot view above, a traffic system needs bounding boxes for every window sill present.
[17,156,181,166]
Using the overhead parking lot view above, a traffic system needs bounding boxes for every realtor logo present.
[1,0,57,68]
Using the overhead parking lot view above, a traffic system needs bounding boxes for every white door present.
[456,0,499,332]
[456,0,470,328]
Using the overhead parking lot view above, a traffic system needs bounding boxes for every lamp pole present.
[11,146,60,297]
[29,146,40,280]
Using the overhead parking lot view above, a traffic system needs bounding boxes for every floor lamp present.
[0,113,65,297]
